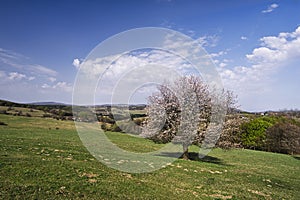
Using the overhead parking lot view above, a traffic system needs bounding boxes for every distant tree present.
[266,122,300,154]
[142,75,235,159]
[7,107,13,111]
[240,116,281,150]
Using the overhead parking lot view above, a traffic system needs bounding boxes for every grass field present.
[0,114,299,199]
[0,106,46,117]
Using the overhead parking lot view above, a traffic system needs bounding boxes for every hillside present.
[0,114,299,199]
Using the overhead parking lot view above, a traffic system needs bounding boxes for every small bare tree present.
[142,75,235,159]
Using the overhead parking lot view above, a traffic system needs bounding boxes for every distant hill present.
[0,99,24,107]
[1,99,298,117]
[0,99,68,106]
[0,99,72,111]
[29,102,70,106]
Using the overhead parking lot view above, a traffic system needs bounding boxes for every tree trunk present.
[182,144,189,160]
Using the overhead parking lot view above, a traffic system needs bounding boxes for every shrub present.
[120,121,142,135]
[100,123,108,132]
[42,114,52,118]
[98,116,115,124]
[217,115,248,149]
[266,122,300,154]
[133,118,144,126]
[0,121,7,126]
[110,123,122,132]
[7,107,13,111]
[0,110,8,114]
[240,117,274,150]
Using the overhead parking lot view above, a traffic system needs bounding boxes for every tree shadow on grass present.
[292,155,300,160]
[156,152,230,166]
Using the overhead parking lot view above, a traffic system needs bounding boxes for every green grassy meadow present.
[0,114,299,199]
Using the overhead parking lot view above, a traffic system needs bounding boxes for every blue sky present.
[0,0,300,111]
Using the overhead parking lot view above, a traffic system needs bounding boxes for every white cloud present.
[41,81,73,92]
[241,36,247,40]
[210,50,227,58]
[77,49,200,104]
[211,50,231,68]
[219,62,227,68]
[0,71,35,83]
[80,49,195,81]
[8,72,26,81]
[218,26,300,110]
[28,76,35,81]
[0,48,57,77]
[48,77,56,82]
[246,26,300,64]
[0,47,73,103]
[197,35,219,47]
[262,3,279,13]
[72,58,81,69]
[41,83,50,89]
[8,72,25,80]
[53,81,73,92]
[214,59,230,68]
[29,64,57,76]
[75,32,223,105]
[0,48,28,60]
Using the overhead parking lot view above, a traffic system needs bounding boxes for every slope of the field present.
[0,114,299,199]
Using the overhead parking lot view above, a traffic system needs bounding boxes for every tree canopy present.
[142,75,235,159]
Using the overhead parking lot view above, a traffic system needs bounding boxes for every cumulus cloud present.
[218,26,300,110]
[41,81,73,92]
[246,26,300,64]
[262,3,279,13]
[8,72,26,80]
[7,72,35,81]
[211,50,230,68]
[72,58,81,69]
[74,31,223,105]
[77,48,207,104]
